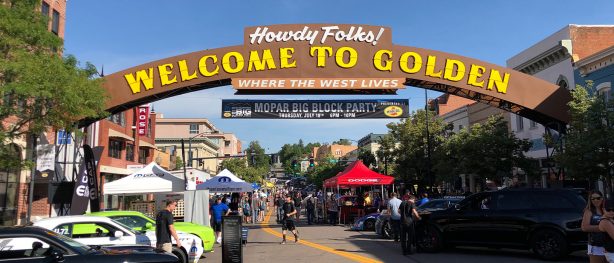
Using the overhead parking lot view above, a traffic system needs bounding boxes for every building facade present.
[312,144,358,161]
[506,25,614,179]
[92,107,158,210]
[155,116,241,174]
[574,45,614,100]
[1,0,67,226]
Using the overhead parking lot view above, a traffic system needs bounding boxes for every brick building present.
[1,0,67,226]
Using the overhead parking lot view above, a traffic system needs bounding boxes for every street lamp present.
[188,130,219,168]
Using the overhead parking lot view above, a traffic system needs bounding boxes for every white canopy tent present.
[196,169,254,192]
[103,162,185,194]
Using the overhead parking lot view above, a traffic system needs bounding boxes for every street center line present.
[262,209,383,263]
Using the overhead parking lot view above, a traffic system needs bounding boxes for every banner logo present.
[384,106,403,117]
[218,176,232,183]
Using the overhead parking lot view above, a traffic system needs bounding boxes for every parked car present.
[417,188,587,260]
[374,210,392,239]
[88,210,215,252]
[33,215,203,263]
[0,226,178,262]
[417,197,463,212]
[351,212,380,231]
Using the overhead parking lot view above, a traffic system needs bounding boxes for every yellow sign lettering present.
[335,47,357,68]
[310,46,333,67]
[198,55,219,77]
[124,68,154,94]
[178,60,198,81]
[443,59,465,82]
[222,52,244,74]
[280,48,296,69]
[373,49,393,72]
[467,64,486,88]
[248,49,277,72]
[425,55,442,78]
[487,69,510,94]
[399,52,422,74]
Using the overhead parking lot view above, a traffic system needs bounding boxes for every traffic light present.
[309,157,315,167]
[291,159,297,167]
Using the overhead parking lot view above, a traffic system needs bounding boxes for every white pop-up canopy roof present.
[195,169,253,192]
[104,162,185,194]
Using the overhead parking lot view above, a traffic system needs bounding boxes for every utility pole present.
[425,88,432,191]
[26,133,37,223]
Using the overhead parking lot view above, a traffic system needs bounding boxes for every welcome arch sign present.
[102,24,571,126]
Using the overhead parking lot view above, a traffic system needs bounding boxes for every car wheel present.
[416,224,442,253]
[172,247,188,263]
[382,221,392,239]
[364,219,375,231]
[531,229,567,260]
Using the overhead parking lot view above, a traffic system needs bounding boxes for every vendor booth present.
[196,169,253,192]
[323,160,394,224]
[103,162,210,226]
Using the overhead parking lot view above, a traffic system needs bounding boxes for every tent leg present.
[337,185,340,225]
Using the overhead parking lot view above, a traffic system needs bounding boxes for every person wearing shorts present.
[210,197,230,244]
[281,195,299,244]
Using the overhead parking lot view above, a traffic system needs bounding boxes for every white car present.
[33,215,203,263]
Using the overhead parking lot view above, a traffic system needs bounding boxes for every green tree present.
[174,156,183,170]
[278,140,321,174]
[553,82,614,193]
[245,141,267,168]
[357,149,377,168]
[383,110,451,189]
[333,139,353,145]
[438,116,534,185]
[219,157,268,183]
[0,0,107,168]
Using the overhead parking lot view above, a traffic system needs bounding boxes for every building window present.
[108,139,123,159]
[598,85,611,103]
[225,140,231,147]
[41,1,50,17]
[107,112,125,127]
[189,124,199,134]
[516,116,524,131]
[57,130,71,145]
[51,10,59,35]
[0,144,20,226]
[138,148,150,164]
[125,144,134,162]
[530,120,538,129]
[335,149,342,156]
[458,125,464,131]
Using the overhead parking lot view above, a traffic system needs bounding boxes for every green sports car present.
[88,211,215,252]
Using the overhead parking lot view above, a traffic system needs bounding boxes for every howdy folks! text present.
[248,26,386,46]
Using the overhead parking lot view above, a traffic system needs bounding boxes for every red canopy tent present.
[323,160,394,188]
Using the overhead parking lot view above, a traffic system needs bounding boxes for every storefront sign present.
[35,144,55,182]
[137,105,150,135]
[222,99,408,119]
[102,24,571,126]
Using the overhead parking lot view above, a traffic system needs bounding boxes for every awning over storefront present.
[139,140,156,149]
[323,160,394,188]
[108,129,134,141]
[100,165,132,175]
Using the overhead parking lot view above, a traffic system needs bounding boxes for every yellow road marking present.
[262,209,383,263]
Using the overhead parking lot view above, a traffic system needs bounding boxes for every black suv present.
[417,188,586,260]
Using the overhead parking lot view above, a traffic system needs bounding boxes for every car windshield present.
[109,219,139,235]
[110,215,154,230]
[46,230,91,254]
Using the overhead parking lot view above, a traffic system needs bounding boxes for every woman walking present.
[583,191,607,263]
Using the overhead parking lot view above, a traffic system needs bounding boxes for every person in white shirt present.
[387,192,402,242]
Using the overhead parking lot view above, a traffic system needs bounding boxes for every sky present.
[64,0,614,153]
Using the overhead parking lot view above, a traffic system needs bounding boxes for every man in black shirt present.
[400,195,421,255]
[156,200,181,253]
[281,195,299,244]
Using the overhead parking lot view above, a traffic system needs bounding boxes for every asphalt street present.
[201,210,587,263]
